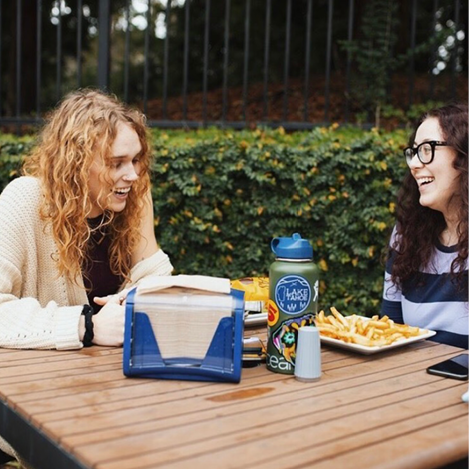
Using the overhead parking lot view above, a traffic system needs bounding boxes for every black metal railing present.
[0,0,467,132]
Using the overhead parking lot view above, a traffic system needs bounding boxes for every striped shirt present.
[381,228,468,349]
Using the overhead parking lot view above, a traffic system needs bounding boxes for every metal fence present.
[0,0,467,131]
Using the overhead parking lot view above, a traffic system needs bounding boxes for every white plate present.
[320,328,437,355]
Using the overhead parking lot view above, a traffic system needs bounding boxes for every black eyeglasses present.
[403,141,449,165]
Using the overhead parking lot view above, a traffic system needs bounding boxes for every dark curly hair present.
[390,103,468,287]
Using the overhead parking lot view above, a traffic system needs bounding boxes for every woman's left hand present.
[91,291,130,347]
[94,289,129,307]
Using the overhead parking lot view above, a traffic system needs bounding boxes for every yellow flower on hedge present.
[342,191,349,198]
[368,246,375,257]
[351,257,358,267]
[380,161,388,171]
[328,194,336,201]
[240,140,249,150]
[161,149,168,156]
[389,202,395,213]
[257,206,265,215]
[319,259,328,271]
[224,199,231,206]
[331,122,339,130]
[205,166,216,175]
[224,241,234,250]
[277,126,285,135]
[377,221,387,231]
[212,225,221,233]
[316,239,324,247]
[264,151,271,158]
[319,280,326,294]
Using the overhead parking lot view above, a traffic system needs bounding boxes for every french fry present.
[314,307,426,348]
[328,316,345,331]
[331,306,349,328]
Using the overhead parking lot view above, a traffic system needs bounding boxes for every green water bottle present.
[266,233,319,374]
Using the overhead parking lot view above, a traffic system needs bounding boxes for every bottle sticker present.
[271,314,315,366]
[267,300,280,326]
[274,275,311,315]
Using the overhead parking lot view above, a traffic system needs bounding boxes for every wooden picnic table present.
[0,326,467,469]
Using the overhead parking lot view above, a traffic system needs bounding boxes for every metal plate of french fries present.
[314,307,436,355]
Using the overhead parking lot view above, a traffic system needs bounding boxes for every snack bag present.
[231,277,269,312]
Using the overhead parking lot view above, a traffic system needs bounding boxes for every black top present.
[83,216,124,312]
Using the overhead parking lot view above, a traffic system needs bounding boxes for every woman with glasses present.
[381,103,468,349]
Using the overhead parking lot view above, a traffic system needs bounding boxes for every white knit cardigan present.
[0,176,173,350]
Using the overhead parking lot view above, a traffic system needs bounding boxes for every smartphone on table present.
[426,353,468,380]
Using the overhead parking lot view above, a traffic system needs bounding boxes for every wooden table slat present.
[72,383,467,468]
[0,336,466,469]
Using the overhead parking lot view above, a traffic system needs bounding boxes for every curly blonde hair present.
[23,89,152,286]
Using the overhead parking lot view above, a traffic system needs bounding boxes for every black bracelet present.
[81,305,95,347]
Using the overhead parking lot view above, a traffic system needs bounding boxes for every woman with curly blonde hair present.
[0,89,173,352]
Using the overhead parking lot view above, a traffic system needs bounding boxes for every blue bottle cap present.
[271,233,313,259]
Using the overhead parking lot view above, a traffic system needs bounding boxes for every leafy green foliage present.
[0,134,33,185]
[341,0,402,125]
[0,126,408,316]
[150,125,408,316]
[341,0,454,128]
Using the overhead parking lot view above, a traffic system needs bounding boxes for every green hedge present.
[150,126,408,315]
[0,126,409,316]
